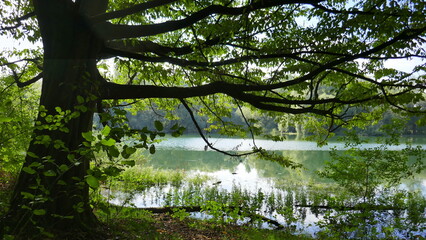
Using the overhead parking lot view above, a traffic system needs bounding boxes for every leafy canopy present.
[0,0,425,142]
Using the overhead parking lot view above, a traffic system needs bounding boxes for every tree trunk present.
[3,1,104,238]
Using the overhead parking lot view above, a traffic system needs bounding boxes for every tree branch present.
[104,37,220,57]
[0,12,35,31]
[100,81,299,101]
[95,0,324,40]
[0,58,41,67]
[16,73,43,88]
[310,3,403,16]
[102,46,312,68]
[11,70,43,88]
[91,0,178,22]
[180,99,260,157]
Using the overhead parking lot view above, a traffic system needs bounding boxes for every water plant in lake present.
[107,164,425,239]
[93,123,426,239]
[316,126,426,239]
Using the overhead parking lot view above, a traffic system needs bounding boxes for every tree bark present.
[3,1,104,238]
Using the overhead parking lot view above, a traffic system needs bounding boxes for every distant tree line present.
[122,102,426,137]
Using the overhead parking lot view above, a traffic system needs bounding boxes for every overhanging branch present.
[104,37,220,57]
[95,0,325,39]
[180,99,260,157]
[91,0,178,22]
[0,12,35,31]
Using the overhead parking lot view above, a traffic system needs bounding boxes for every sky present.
[1,29,424,74]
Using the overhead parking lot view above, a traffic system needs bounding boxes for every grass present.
[115,165,205,189]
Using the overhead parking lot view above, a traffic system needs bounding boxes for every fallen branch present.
[295,204,404,211]
[131,205,286,229]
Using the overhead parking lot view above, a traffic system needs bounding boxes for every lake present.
[149,136,426,192]
[110,136,426,238]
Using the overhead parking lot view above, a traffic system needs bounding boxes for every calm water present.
[111,136,426,237]
[147,136,426,193]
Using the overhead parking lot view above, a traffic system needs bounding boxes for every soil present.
[152,213,238,240]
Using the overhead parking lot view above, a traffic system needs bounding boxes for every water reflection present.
[113,137,426,238]
[156,136,426,151]
[147,148,425,192]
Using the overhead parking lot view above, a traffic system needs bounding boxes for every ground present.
[100,211,313,240]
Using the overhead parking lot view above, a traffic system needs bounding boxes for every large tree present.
[1,0,425,238]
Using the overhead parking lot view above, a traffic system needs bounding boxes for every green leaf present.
[154,120,163,131]
[171,123,179,130]
[77,95,85,104]
[101,125,111,137]
[43,170,57,177]
[101,138,116,146]
[22,167,36,174]
[86,175,100,189]
[57,180,67,185]
[104,166,122,177]
[149,144,156,154]
[0,117,14,123]
[21,192,35,199]
[107,146,120,158]
[27,152,39,159]
[121,160,135,167]
[82,131,95,142]
[29,162,41,168]
[172,132,180,137]
[67,154,75,161]
[33,209,46,216]
[59,164,69,172]
[125,146,136,155]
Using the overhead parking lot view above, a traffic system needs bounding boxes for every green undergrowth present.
[97,206,314,240]
[111,165,212,190]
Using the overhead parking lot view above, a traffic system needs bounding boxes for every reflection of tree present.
[246,150,334,184]
[146,150,240,172]
[144,147,425,190]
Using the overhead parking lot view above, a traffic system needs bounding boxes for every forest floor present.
[102,211,313,240]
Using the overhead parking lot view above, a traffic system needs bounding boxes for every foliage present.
[319,121,425,200]
[0,75,39,172]
[316,120,426,239]
[1,0,426,237]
